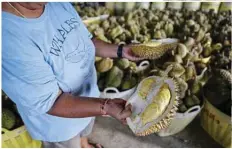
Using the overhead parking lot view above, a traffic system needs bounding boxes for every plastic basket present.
[99,60,150,100]
[2,126,42,148]
[201,99,231,148]
[157,105,202,137]
[100,86,136,100]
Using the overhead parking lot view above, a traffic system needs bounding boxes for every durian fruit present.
[184,37,195,50]
[2,108,16,130]
[94,28,111,43]
[149,69,168,78]
[212,43,223,52]
[95,56,102,62]
[174,55,183,64]
[185,62,197,81]
[195,28,206,42]
[115,58,130,70]
[101,20,110,31]
[168,63,186,78]
[190,80,202,95]
[96,58,113,73]
[174,77,188,99]
[129,61,137,72]
[121,76,137,91]
[131,40,178,59]
[105,66,124,88]
[178,104,188,113]
[184,95,196,108]
[126,76,179,136]
[140,83,171,125]
[138,78,156,100]
[177,43,188,58]
[217,69,232,84]
[184,91,200,108]
[109,25,124,39]
[164,23,174,37]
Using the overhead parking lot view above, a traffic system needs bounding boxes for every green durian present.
[2,108,16,130]
[184,96,196,108]
[121,76,137,91]
[115,58,130,70]
[177,43,188,58]
[106,66,124,88]
[169,63,186,78]
[178,104,188,113]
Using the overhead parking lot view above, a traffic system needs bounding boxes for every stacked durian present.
[2,91,24,131]
[74,3,111,19]
[79,5,231,115]
[85,8,179,44]
[148,39,212,113]
[95,57,144,92]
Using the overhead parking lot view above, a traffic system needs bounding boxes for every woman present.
[2,2,142,148]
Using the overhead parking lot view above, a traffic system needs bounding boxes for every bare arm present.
[92,38,143,61]
[47,91,104,118]
[92,38,118,58]
[47,90,131,123]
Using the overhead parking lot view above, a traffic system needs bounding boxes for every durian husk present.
[131,40,178,59]
[126,76,179,136]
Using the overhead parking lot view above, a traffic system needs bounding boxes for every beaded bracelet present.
[100,99,110,115]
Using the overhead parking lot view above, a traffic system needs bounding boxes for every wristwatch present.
[117,43,125,58]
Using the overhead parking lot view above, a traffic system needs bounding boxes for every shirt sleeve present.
[2,31,60,116]
[60,2,93,39]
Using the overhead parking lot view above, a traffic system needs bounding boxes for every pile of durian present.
[2,91,24,131]
[74,3,111,20]
[95,57,141,92]
[81,7,231,114]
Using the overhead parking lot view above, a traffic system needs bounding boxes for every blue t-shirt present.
[2,2,100,142]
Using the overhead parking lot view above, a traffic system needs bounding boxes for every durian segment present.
[140,83,171,125]
[138,78,156,100]
[131,42,178,59]
[127,76,179,136]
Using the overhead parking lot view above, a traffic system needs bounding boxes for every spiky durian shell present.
[218,69,232,84]
[174,77,188,99]
[135,78,179,136]
[96,58,113,73]
[131,42,178,59]
[169,63,186,78]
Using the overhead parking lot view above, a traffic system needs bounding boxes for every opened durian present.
[131,39,179,59]
[126,75,179,136]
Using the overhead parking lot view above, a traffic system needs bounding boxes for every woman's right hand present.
[104,99,132,124]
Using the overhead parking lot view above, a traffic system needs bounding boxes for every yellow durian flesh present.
[140,83,171,125]
[126,76,179,136]
[138,78,156,100]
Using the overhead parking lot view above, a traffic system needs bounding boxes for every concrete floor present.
[89,116,222,148]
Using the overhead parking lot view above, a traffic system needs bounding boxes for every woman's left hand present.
[122,45,144,62]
